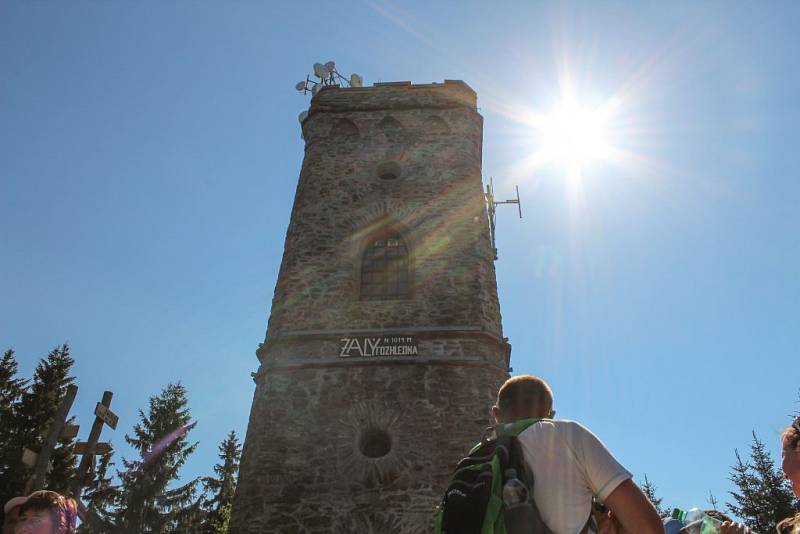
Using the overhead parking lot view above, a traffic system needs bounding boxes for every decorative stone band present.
[251,355,499,383]
[252,326,511,381]
[257,325,506,357]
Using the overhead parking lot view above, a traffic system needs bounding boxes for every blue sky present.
[2,0,798,516]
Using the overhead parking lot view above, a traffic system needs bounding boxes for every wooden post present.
[27,384,78,493]
[69,391,113,498]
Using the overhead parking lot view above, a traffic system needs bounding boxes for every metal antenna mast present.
[485,177,522,260]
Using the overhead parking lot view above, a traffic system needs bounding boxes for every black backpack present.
[434,419,554,534]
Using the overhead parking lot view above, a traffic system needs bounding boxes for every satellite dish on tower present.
[295,61,364,98]
[298,110,309,123]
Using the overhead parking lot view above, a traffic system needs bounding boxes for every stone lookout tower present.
[230,80,510,533]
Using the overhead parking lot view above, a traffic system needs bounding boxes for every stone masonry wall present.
[230,81,509,534]
[232,362,506,533]
[263,81,503,340]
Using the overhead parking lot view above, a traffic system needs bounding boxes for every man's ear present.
[492,405,502,424]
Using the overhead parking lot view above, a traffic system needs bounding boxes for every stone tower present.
[230,80,510,533]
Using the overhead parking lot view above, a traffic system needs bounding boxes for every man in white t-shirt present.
[492,375,664,534]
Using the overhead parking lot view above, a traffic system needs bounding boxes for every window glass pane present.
[361,234,409,300]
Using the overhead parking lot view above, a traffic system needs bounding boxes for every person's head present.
[492,375,554,424]
[2,497,26,534]
[781,417,800,498]
[15,491,76,534]
[777,514,800,534]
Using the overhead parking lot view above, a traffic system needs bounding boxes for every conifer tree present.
[727,432,798,532]
[17,344,79,494]
[201,431,242,534]
[640,474,670,517]
[0,344,77,506]
[113,383,200,533]
[0,348,28,517]
[707,491,720,511]
[77,452,118,533]
[0,349,25,442]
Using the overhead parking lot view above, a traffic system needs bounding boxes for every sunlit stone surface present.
[230,80,511,534]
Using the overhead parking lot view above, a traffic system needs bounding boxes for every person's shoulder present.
[519,419,585,430]
[518,418,578,439]
[549,419,590,432]
[548,419,599,442]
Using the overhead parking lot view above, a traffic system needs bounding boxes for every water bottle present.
[502,469,533,534]
[672,508,723,534]
[502,468,529,506]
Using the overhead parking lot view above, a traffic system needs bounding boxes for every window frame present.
[358,231,413,301]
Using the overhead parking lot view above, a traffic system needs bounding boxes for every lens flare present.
[539,98,613,175]
[518,90,621,187]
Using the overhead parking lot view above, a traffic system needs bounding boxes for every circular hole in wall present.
[376,161,401,181]
[358,427,392,458]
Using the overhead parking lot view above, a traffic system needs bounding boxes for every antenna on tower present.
[485,177,522,260]
[294,60,363,97]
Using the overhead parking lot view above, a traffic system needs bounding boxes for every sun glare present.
[540,100,611,172]
[505,81,627,189]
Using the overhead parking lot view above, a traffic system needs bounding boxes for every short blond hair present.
[496,375,553,415]
[783,419,800,451]
[777,514,800,534]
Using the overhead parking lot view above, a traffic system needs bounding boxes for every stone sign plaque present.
[339,336,419,358]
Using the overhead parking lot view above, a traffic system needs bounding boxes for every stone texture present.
[230,80,510,533]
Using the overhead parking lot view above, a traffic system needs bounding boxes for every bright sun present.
[514,88,621,185]
[537,97,613,179]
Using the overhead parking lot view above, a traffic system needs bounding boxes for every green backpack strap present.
[498,418,544,438]
[499,419,598,534]
[479,419,544,534]
[434,508,444,534]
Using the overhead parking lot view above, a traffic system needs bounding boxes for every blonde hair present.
[782,419,800,451]
[777,514,800,534]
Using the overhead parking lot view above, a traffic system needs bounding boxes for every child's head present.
[15,491,77,534]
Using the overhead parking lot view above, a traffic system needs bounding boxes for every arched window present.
[360,234,410,300]
[377,116,404,142]
[425,116,451,134]
[330,118,360,138]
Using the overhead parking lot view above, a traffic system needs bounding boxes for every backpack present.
[434,419,554,534]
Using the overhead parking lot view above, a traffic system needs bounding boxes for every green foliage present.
[211,503,231,534]
[19,344,79,494]
[112,382,200,533]
[727,432,799,532]
[707,491,720,511]
[0,345,220,534]
[640,474,670,518]
[0,349,28,519]
[200,431,241,534]
[0,344,77,518]
[77,452,118,533]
